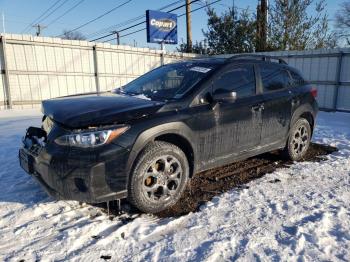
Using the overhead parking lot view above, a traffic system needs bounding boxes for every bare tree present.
[61,30,86,40]
[335,1,350,45]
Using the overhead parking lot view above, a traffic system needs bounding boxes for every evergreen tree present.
[177,40,209,54]
[202,7,256,54]
[267,0,336,50]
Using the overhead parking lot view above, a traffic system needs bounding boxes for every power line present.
[115,27,145,39]
[92,0,201,41]
[126,0,222,38]
[47,0,86,27]
[56,0,132,37]
[86,0,183,40]
[21,0,63,33]
[102,0,222,43]
[91,0,201,42]
[36,0,70,25]
[86,14,144,39]
[167,0,200,13]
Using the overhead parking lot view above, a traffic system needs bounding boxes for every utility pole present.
[32,24,46,36]
[256,0,267,51]
[113,31,120,45]
[185,0,192,53]
[261,0,267,50]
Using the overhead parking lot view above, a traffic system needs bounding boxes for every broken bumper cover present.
[19,139,130,203]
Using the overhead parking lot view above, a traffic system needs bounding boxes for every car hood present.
[41,92,164,128]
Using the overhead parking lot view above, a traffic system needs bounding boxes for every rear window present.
[289,70,305,87]
[260,65,291,91]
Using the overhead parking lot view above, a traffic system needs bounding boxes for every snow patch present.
[0,111,349,261]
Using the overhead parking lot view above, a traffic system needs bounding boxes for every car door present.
[259,64,294,146]
[211,63,264,158]
[187,63,264,167]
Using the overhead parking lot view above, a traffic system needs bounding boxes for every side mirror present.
[213,91,237,103]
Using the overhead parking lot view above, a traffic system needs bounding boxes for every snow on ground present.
[0,110,349,261]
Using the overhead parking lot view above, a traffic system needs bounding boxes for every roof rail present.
[227,54,287,65]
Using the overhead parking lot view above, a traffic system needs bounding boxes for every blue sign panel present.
[146,10,177,44]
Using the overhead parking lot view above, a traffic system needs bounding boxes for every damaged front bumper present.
[19,127,130,203]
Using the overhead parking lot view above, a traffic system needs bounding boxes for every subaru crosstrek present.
[19,55,318,213]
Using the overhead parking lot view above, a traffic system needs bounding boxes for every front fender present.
[125,122,196,186]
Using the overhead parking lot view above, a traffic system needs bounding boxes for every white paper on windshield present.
[190,66,211,73]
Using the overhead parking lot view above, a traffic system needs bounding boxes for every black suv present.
[19,55,318,213]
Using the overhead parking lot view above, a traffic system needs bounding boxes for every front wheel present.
[283,118,312,161]
[128,141,189,213]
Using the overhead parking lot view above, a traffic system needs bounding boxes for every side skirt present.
[196,139,286,174]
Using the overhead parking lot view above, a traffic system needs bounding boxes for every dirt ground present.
[157,142,337,217]
[103,143,337,218]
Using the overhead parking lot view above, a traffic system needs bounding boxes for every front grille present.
[30,144,42,157]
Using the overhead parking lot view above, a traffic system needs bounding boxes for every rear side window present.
[289,70,305,87]
[260,65,291,92]
[213,65,255,98]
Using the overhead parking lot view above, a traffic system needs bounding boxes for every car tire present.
[283,118,312,161]
[128,141,189,213]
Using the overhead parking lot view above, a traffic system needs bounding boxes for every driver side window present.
[213,65,256,98]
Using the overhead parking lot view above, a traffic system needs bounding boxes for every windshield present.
[113,62,216,101]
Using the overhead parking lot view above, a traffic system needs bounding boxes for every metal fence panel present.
[0,34,197,109]
[1,34,349,111]
[341,55,350,82]
[338,85,350,110]
[220,48,350,111]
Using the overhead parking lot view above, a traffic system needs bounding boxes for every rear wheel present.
[128,141,189,213]
[283,118,311,161]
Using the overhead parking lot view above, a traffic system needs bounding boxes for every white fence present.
[0,34,197,109]
[1,34,350,111]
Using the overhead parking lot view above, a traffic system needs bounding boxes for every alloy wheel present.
[142,155,183,202]
[291,124,309,157]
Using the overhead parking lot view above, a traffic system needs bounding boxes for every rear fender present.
[289,103,316,138]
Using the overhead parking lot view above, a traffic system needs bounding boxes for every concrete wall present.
[0,34,197,109]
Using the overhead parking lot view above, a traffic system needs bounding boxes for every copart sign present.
[146,10,177,44]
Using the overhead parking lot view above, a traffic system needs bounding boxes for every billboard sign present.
[146,10,178,44]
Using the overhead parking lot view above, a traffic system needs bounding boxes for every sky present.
[0,0,345,50]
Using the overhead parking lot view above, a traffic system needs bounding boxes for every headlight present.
[55,126,129,148]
